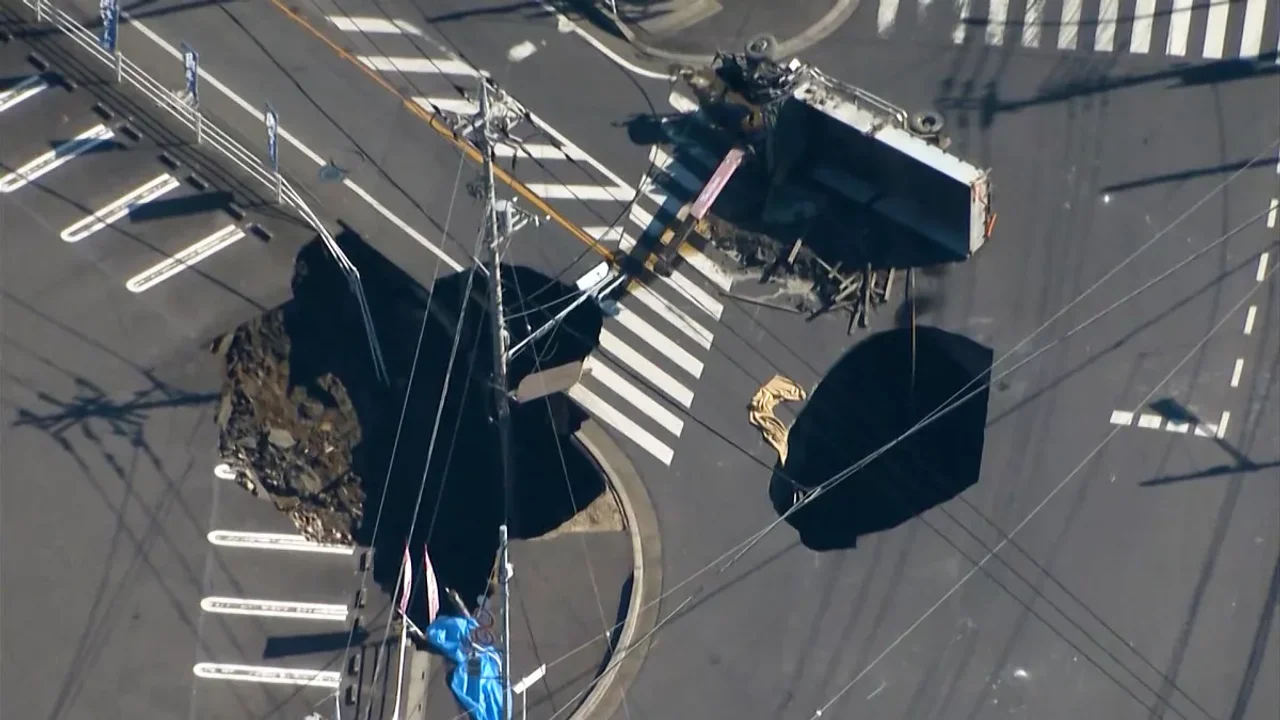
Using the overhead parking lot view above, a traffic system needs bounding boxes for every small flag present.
[423,545,440,623]
[398,544,412,616]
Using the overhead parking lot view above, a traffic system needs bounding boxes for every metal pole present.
[480,78,516,720]
[195,111,203,144]
[115,50,122,83]
[275,172,283,204]
[35,0,42,22]
[908,268,916,415]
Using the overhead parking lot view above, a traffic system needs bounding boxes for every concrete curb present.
[576,0,861,65]
[570,419,663,720]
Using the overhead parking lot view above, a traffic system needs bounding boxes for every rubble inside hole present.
[213,310,365,545]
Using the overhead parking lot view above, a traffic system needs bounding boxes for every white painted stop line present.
[0,124,114,193]
[125,225,245,293]
[206,530,354,555]
[200,597,349,621]
[61,174,181,243]
[192,662,341,688]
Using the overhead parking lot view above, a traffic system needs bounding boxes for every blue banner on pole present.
[265,105,279,174]
[181,43,199,107]
[98,0,119,53]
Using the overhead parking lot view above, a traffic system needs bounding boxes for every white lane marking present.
[1021,0,1045,47]
[878,0,901,37]
[494,142,589,162]
[1109,409,1134,425]
[1258,252,1270,282]
[568,384,673,465]
[1057,0,1081,50]
[214,463,237,480]
[1201,0,1231,59]
[661,267,724,320]
[985,0,1008,45]
[1216,411,1230,438]
[524,183,633,201]
[507,40,538,62]
[585,225,633,245]
[1166,0,1194,56]
[1238,0,1268,57]
[1137,413,1163,429]
[327,15,418,34]
[1094,0,1118,52]
[414,95,478,116]
[60,174,180,243]
[668,91,699,114]
[1231,358,1244,387]
[358,56,483,77]
[575,261,611,291]
[626,193,734,293]
[598,329,694,407]
[606,301,705,377]
[193,663,341,688]
[1130,0,1157,53]
[629,283,714,348]
[650,146,708,194]
[542,2,674,81]
[201,597,349,621]
[582,355,683,436]
[124,16,463,272]
[1165,420,1191,433]
[0,74,48,113]
[126,225,246,293]
[585,226,723,320]
[951,0,971,43]
[0,125,114,193]
[1267,198,1278,228]
[206,530,354,554]
[1244,305,1257,335]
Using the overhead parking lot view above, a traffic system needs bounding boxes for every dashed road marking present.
[1110,409,1223,439]
[126,225,246,293]
[1137,413,1163,429]
[1258,252,1270,283]
[1231,358,1245,387]
[193,663,341,688]
[0,124,114,193]
[60,174,181,243]
[206,530,354,555]
[200,597,349,621]
[1244,306,1257,335]
[1267,198,1278,228]
[507,40,538,62]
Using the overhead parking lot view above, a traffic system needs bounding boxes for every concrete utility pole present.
[478,78,516,720]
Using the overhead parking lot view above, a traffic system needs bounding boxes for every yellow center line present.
[268,0,620,268]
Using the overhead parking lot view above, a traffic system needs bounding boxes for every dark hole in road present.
[278,228,606,620]
[770,326,992,551]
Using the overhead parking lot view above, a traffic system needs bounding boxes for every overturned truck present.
[671,42,996,266]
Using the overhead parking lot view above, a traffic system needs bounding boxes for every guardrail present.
[22,0,389,386]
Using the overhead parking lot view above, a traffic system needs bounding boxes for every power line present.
[438,137,1279,719]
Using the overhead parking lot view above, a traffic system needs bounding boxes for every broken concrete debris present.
[214,310,364,545]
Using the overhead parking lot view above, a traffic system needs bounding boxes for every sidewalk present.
[583,0,860,60]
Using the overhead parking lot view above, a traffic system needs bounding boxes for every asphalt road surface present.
[0,17,382,720]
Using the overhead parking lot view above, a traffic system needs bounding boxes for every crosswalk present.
[325,14,740,466]
[867,0,1279,60]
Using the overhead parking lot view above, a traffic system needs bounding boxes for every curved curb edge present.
[578,0,861,65]
[569,418,663,720]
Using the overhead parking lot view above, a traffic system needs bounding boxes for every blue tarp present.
[426,615,504,720]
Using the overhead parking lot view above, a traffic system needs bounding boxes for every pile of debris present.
[214,310,365,544]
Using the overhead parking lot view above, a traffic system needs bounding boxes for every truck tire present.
[908,110,946,137]
[744,34,777,62]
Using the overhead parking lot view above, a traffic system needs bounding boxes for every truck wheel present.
[744,34,777,62]
[909,110,946,137]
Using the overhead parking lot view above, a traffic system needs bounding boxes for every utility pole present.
[478,78,516,720]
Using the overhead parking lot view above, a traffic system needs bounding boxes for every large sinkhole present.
[219,230,607,616]
[771,326,993,551]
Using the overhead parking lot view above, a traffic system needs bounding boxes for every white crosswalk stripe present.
[872,0,1277,61]
[326,14,750,466]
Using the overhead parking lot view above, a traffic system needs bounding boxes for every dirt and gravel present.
[213,310,365,545]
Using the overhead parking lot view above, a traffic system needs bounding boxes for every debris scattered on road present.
[214,310,365,545]
[749,374,807,465]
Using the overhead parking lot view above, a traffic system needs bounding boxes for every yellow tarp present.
[748,375,807,466]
